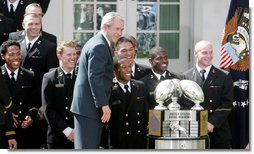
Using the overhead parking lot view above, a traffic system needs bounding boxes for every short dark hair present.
[0,40,20,55]
[149,46,167,59]
[113,54,128,68]
[115,35,136,51]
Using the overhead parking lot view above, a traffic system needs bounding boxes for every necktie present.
[200,70,206,81]
[66,73,72,79]
[109,44,114,56]
[124,84,131,103]
[10,72,15,82]
[160,75,165,81]
[10,72,15,94]
[27,42,31,52]
[10,4,14,16]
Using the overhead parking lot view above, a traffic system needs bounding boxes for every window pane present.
[97,0,116,1]
[97,4,117,30]
[74,32,93,46]
[138,0,157,2]
[74,0,94,2]
[159,5,179,30]
[159,33,179,59]
[137,4,157,30]
[74,4,94,30]
[137,33,157,58]
[160,0,179,2]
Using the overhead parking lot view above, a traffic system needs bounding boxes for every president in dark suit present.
[182,40,233,149]
[109,55,148,149]
[70,12,124,149]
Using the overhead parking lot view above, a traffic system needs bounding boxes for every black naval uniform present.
[108,79,149,149]
[0,70,15,148]
[1,66,38,149]
[42,67,76,149]
[182,65,233,149]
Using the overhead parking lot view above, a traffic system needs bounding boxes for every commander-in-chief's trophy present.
[148,79,209,149]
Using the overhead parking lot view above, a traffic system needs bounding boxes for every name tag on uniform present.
[55,83,64,87]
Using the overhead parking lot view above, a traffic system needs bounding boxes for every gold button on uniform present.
[210,110,213,113]
[209,100,213,103]
[126,114,128,117]
[65,107,69,110]
[137,121,140,124]
[65,117,68,120]
[19,102,22,105]
[19,111,22,114]
[126,122,129,125]
[126,132,129,135]
[137,112,140,115]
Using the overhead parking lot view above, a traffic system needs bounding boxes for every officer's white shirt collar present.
[7,0,20,12]
[117,80,131,93]
[152,69,167,80]
[5,64,19,81]
[60,66,74,76]
[25,35,40,49]
[196,64,212,79]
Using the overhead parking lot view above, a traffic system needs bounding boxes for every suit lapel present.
[191,68,203,87]
[20,40,27,65]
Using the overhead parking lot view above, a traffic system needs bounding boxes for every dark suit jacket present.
[182,65,233,146]
[20,36,58,108]
[8,30,57,45]
[132,63,151,80]
[109,79,148,149]
[42,67,75,148]
[141,70,182,109]
[70,32,114,120]
[1,0,32,31]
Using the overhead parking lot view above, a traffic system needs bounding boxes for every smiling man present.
[0,40,37,149]
[140,46,182,109]
[114,34,151,80]
[108,54,148,149]
[182,40,233,149]
[41,40,78,149]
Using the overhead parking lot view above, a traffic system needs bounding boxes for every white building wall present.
[42,0,230,69]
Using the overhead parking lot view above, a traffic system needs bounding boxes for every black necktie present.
[10,4,14,16]
[66,73,72,79]
[124,84,131,103]
[10,72,15,94]
[160,75,165,81]
[27,42,31,52]
[200,70,206,81]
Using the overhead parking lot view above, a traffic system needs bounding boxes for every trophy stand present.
[154,101,167,110]
[168,97,181,110]
[191,101,204,110]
